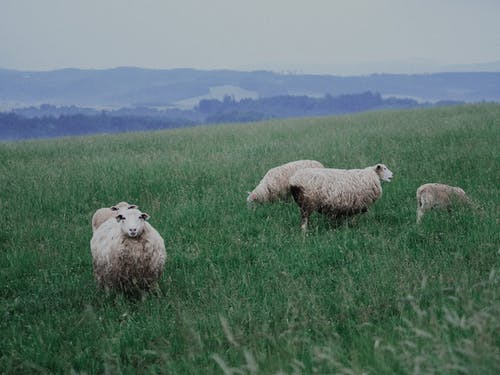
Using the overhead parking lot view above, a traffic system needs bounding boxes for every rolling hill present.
[1,67,500,109]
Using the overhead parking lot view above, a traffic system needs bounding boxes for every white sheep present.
[90,208,166,293]
[91,201,138,232]
[289,164,393,231]
[416,183,470,223]
[247,160,325,204]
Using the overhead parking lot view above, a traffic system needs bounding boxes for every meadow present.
[0,104,499,374]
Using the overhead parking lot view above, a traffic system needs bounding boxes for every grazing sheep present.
[90,208,166,293]
[416,183,470,223]
[91,201,138,232]
[290,164,393,231]
[247,160,325,204]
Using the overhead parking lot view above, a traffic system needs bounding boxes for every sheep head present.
[116,209,150,238]
[247,191,258,203]
[375,164,393,182]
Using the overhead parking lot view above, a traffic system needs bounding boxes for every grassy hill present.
[0,104,499,374]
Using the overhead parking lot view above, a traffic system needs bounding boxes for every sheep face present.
[116,209,150,238]
[375,164,393,182]
[247,192,258,204]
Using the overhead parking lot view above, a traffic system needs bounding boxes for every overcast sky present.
[1,0,499,75]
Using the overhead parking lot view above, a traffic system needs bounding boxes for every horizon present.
[2,60,500,77]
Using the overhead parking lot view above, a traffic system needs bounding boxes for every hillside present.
[0,91,435,141]
[1,67,500,108]
[0,104,499,374]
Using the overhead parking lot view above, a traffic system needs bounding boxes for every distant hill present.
[1,91,443,141]
[1,67,499,109]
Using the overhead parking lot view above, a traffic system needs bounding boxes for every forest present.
[0,91,461,140]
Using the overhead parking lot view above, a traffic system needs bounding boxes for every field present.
[0,104,499,374]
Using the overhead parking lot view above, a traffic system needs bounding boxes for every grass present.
[0,104,499,374]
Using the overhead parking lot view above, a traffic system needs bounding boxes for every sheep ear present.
[376,164,382,170]
[116,214,124,222]
[128,205,138,209]
[111,206,119,211]
[141,213,150,221]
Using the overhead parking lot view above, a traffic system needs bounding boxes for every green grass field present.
[1,104,499,374]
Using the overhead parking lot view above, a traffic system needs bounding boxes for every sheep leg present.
[416,195,426,224]
[416,207,424,224]
[291,185,310,231]
[300,210,309,232]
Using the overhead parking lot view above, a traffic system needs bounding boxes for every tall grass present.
[0,104,499,374]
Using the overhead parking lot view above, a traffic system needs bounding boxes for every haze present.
[1,0,500,75]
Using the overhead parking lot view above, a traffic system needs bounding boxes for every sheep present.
[90,208,166,293]
[91,201,138,232]
[289,164,393,231]
[247,160,325,204]
[416,183,470,223]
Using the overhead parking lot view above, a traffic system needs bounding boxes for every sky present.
[1,0,500,75]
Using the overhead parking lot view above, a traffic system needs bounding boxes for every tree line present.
[1,92,462,140]
[0,113,194,141]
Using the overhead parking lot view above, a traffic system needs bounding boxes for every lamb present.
[290,164,393,231]
[247,159,325,204]
[91,201,138,232]
[416,183,470,223]
[90,208,166,293]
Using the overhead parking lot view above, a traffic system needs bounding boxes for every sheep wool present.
[91,201,138,232]
[247,159,324,204]
[416,183,470,223]
[290,164,393,230]
[90,208,166,293]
